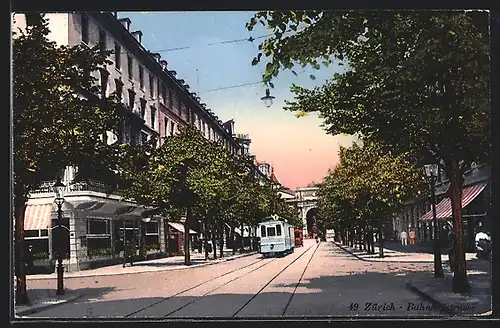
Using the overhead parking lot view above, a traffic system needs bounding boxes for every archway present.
[305,208,319,238]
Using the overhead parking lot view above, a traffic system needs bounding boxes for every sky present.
[119,12,357,190]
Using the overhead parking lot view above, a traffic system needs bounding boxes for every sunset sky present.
[119,12,357,190]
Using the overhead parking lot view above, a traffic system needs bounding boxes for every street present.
[23,240,444,318]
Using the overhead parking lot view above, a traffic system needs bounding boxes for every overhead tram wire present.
[150,34,273,53]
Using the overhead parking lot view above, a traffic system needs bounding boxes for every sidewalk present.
[334,241,492,316]
[27,250,257,280]
[15,288,83,317]
[334,241,477,263]
[406,258,492,316]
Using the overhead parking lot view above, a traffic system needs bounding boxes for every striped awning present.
[24,204,53,230]
[168,222,197,234]
[419,182,487,222]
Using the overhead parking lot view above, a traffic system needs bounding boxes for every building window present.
[99,29,106,54]
[24,229,50,260]
[161,84,166,104]
[168,90,173,108]
[115,78,123,102]
[127,55,133,79]
[141,131,148,144]
[164,117,168,137]
[86,218,112,257]
[139,66,144,89]
[145,221,160,249]
[170,121,175,136]
[81,15,89,44]
[150,106,156,128]
[128,89,135,110]
[99,69,109,98]
[140,98,146,119]
[114,43,121,69]
[149,75,155,98]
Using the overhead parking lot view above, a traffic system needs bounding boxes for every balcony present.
[30,179,123,197]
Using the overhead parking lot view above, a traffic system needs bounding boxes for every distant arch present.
[305,207,319,238]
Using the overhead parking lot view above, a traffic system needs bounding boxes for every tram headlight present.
[270,244,274,250]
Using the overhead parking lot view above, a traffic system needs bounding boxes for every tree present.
[119,125,248,265]
[316,141,424,257]
[247,10,489,293]
[13,14,122,305]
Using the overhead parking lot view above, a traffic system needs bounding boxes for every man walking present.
[400,230,408,246]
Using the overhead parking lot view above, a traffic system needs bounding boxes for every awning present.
[24,204,53,230]
[168,222,197,234]
[419,182,487,222]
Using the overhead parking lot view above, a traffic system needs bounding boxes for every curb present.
[333,242,435,264]
[405,281,457,316]
[27,252,258,280]
[15,292,83,317]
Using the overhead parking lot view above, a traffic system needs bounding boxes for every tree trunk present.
[139,220,146,259]
[212,223,217,260]
[219,220,224,259]
[165,219,171,257]
[231,227,236,255]
[240,223,245,252]
[14,195,29,305]
[183,209,192,265]
[369,227,375,254]
[449,158,469,294]
[378,225,385,258]
[204,221,209,260]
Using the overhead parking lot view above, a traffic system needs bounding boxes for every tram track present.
[281,241,321,315]
[123,256,272,318]
[231,242,320,317]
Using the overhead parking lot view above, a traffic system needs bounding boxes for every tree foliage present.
[317,140,425,256]
[118,125,297,263]
[13,14,123,305]
[248,10,489,293]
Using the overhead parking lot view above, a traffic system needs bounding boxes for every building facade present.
[13,12,263,271]
[393,163,490,252]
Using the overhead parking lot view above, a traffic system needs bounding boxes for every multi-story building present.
[12,12,259,271]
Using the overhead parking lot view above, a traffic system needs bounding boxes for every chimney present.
[151,52,161,63]
[117,17,131,31]
[131,30,143,44]
[160,60,168,70]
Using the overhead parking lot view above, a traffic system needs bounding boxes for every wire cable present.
[151,34,273,53]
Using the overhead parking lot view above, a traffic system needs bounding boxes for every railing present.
[31,179,123,196]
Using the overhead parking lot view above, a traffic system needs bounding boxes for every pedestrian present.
[409,229,416,245]
[25,245,34,274]
[400,230,408,246]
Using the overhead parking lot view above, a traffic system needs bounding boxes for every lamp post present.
[423,164,444,278]
[52,177,66,295]
[261,89,275,108]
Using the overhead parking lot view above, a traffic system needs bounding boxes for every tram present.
[294,228,303,247]
[258,216,295,257]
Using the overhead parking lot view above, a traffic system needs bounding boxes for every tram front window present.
[261,226,266,237]
[276,225,282,236]
[267,227,276,237]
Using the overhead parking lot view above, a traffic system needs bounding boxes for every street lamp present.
[52,177,66,295]
[260,89,275,108]
[423,163,444,278]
